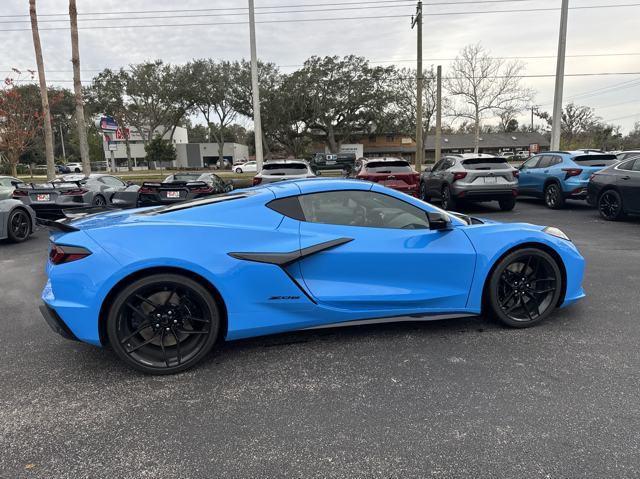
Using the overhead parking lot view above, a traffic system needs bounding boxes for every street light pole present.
[248,0,264,172]
[411,1,423,173]
[550,0,569,150]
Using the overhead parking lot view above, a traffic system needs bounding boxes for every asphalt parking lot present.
[1,199,639,478]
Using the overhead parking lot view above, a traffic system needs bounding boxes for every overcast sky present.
[2,0,639,132]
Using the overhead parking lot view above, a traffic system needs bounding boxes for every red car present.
[354,157,420,197]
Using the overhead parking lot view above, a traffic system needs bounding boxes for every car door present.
[425,160,443,196]
[428,159,451,197]
[618,158,640,213]
[517,156,542,194]
[295,188,477,313]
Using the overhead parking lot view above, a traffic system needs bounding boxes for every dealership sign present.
[98,116,118,131]
[529,143,540,154]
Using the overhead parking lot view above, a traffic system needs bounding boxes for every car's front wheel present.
[106,274,221,374]
[598,189,624,221]
[419,182,431,202]
[235,168,242,173]
[488,248,562,328]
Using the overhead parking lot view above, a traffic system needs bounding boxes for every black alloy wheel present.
[93,195,107,207]
[107,274,220,374]
[488,248,562,328]
[441,186,456,210]
[598,190,624,221]
[420,182,431,202]
[544,183,564,209]
[7,209,30,243]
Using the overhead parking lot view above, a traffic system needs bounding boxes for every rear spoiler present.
[141,181,209,189]
[14,180,85,190]
[36,217,79,233]
[36,205,121,233]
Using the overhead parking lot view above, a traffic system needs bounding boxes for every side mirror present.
[427,211,452,231]
[126,181,134,187]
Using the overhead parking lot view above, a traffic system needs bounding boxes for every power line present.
[0,0,565,19]
[6,51,639,74]
[603,112,640,122]
[9,72,640,84]
[1,3,638,31]
[537,78,640,106]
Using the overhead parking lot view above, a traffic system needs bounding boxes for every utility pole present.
[411,1,423,173]
[550,0,569,150]
[435,65,442,165]
[531,106,535,132]
[248,0,264,172]
[59,125,66,159]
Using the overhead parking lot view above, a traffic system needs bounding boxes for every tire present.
[598,189,625,221]
[488,248,563,328]
[498,197,516,211]
[544,183,564,209]
[7,208,31,243]
[441,186,456,210]
[74,168,81,173]
[93,195,106,207]
[419,182,431,202]
[106,274,221,374]
[235,168,242,173]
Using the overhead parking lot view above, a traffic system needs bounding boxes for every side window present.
[522,156,541,169]
[431,160,444,172]
[297,190,430,230]
[632,159,640,172]
[537,156,553,168]
[101,176,126,187]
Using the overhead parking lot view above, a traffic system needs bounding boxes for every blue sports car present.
[40,179,585,374]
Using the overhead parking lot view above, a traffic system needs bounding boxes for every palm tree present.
[29,0,55,180]
[69,0,90,175]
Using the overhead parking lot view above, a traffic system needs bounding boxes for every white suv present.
[252,160,315,185]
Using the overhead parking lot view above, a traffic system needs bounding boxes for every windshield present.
[263,163,308,174]
[573,154,618,167]
[365,161,412,172]
[462,158,510,170]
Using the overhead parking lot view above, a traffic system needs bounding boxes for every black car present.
[587,155,640,220]
[137,173,233,207]
[310,153,356,175]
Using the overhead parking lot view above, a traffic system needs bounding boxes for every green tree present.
[144,137,176,167]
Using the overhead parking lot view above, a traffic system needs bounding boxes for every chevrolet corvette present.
[40,179,585,374]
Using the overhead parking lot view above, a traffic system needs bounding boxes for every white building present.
[102,126,249,169]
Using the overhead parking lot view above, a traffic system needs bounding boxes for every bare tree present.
[29,0,55,180]
[446,43,532,153]
[69,0,90,175]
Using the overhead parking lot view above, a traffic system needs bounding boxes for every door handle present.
[621,176,631,180]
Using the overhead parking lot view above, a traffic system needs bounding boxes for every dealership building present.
[102,126,249,169]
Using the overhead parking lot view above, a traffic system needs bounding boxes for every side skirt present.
[302,312,479,331]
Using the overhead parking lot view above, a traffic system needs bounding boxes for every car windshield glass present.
[573,155,617,166]
[461,158,510,170]
[365,161,412,172]
[263,163,308,175]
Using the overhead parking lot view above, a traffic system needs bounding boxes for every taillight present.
[139,186,158,194]
[452,172,467,182]
[513,170,520,178]
[562,168,583,180]
[252,177,262,186]
[12,189,27,197]
[62,188,88,196]
[49,244,91,265]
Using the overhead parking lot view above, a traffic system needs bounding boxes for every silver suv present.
[252,160,315,185]
[420,154,519,211]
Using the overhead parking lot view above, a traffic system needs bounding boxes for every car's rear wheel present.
[7,209,31,243]
[107,274,220,374]
[419,182,431,202]
[498,197,516,211]
[441,186,456,210]
[544,183,564,209]
[93,195,106,207]
[598,189,624,221]
[488,248,562,328]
